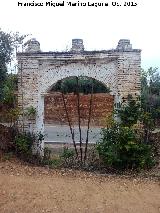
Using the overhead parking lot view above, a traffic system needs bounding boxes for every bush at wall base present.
[96,124,155,170]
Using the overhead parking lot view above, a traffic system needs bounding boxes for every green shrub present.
[61,146,74,158]
[3,152,13,161]
[42,148,63,168]
[14,132,45,164]
[117,95,141,127]
[14,132,34,155]
[25,106,36,119]
[43,158,62,168]
[60,146,75,166]
[43,147,51,161]
[97,123,155,170]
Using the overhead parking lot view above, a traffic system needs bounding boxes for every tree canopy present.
[141,67,160,124]
[0,29,26,100]
[51,76,111,94]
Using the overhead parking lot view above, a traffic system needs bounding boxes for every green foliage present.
[2,152,14,161]
[61,146,75,159]
[52,76,110,94]
[13,131,45,165]
[0,29,27,64]
[43,158,62,168]
[2,74,17,106]
[60,146,75,166]
[140,67,160,142]
[0,67,7,101]
[0,29,27,100]
[139,111,155,144]
[36,131,45,143]
[140,112,154,130]
[42,148,62,168]
[0,73,19,127]
[14,132,33,155]
[43,147,51,161]
[14,131,44,155]
[117,95,141,127]
[141,67,160,125]
[97,123,155,170]
[97,92,156,170]
[6,108,21,126]
[25,106,37,119]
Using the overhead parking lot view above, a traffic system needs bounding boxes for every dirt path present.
[0,160,160,213]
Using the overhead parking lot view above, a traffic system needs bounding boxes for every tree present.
[0,29,27,100]
[117,95,141,127]
[141,67,160,126]
[51,76,111,164]
[0,64,7,100]
[56,77,96,165]
[3,73,18,107]
[51,76,110,94]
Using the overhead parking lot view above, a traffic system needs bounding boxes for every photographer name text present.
[17,1,138,7]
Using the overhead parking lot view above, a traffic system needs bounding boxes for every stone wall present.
[16,38,141,134]
[44,92,114,126]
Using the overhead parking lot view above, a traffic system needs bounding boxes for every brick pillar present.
[116,40,141,102]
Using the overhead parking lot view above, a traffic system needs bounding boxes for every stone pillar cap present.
[71,39,84,52]
[24,38,41,52]
[116,39,132,51]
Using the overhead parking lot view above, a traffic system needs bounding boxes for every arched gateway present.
[17,38,141,149]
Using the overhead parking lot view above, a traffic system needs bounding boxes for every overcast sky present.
[0,0,160,70]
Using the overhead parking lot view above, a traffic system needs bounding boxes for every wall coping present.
[16,49,141,59]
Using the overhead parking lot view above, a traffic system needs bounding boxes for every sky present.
[0,0,160,70]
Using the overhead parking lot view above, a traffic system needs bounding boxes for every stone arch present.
[39,60,117,95]
[37,65,116,138]
[48,75,111,94]
[17,38,141,153]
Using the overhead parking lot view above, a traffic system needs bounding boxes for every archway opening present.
[43,76,114,145]
[50,76,111,94]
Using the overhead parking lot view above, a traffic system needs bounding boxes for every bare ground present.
[0,158,160,213]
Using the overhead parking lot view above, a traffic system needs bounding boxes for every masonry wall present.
[44,92,114,127]
[117,51,141,101]
[17,59,39,109]
[16,39,141,133]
